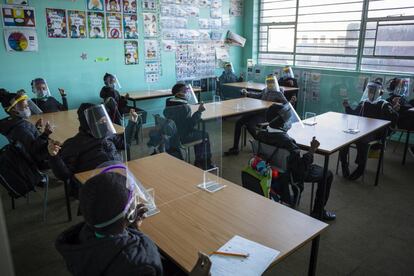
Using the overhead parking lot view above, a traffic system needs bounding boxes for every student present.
[0,89,51,167]
[163,83,213,169]
[225,74,296,156]
[278,66,298,88]
[31,78,68,113]
[100,73,129,124]
[55,169,212,276]
[257,103,336,221]
[48,104,139,195]
[340,80,399,180]
[218,62,243,85]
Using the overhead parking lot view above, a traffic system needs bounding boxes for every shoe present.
[341,164,350,178]
[348,167,364,181]
[311,210,337,221]
[224,147,239,156]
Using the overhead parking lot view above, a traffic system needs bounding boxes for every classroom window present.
[258,0,414,74]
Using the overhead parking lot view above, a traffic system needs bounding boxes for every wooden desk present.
[28,109,124,142]
[75,153,328,275]
[223,81,299,93]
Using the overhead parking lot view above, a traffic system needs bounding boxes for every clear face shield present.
[84,104,117,138]
[184,84,198,105]
[6,94,42,117]
[269,102,304,131]
[31,78,51,99]
[224,62,234,74]
[361,81,384,104]
[104,74,122,90]
[394,79,409,97]
[265,75,281,92]
[92,162,157,229]
[281,66,294,79]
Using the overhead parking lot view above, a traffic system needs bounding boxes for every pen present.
[210,251,249,258]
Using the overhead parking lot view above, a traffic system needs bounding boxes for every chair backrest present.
[250,139,290,173]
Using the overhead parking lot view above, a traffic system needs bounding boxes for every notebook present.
[210,235,280,276]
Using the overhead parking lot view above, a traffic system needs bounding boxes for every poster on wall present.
[87,11,105,38]
[145,72,159,83]
[6,0,28,5]
[87,0,104,11]
[124,40,138,65]
[4,28,38,52]
[230,0,243,16]
[46,8,67,38]
[106,12,122,39]
[123,0,137,13]
[142,0,157,11]
[144,39,159,60]
[68,10,87,39]
[123,14,138,39]
[105,0,121,12]
[143,13,158,37]
[145,61,160,73]
[2,5,35,28]
[162,40,176,52]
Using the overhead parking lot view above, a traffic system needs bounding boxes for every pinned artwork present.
[68,10,87,39]
[124,40,139,65]
[2,5,35,28]
[87,0,104,11]
[106,12,122,39]
[143,13,158,37]
[123,14,138,39]
[6,0,28,5]
[144,39,159,60]
[145,72,159,83]
[105,0,121,12]
[87,11,105,38]
[123,0,137,13]
[4,28,38,52]
[142,0,157,11]
[46,8,67,38]
[162,40,176,52]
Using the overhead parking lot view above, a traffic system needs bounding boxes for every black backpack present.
[0,142,43,198]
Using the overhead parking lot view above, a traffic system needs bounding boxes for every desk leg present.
[202,121,207,169]
[375,129,387,186]
[316,155,330,219]
[308,235,320,276]
[402,131,410,165]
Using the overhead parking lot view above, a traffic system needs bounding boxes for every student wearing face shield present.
[257,103,336,221]
[0,89,52,167]
[31,78,68,113]
[340,80,399,180]
[164,83,213,169]
[278,66,298,88]
[47,104,140,197]
[218,62,244,99]
[56,166,212,276]
[100,73,129,124]
[225,74,296,156]
[385,78,414,130]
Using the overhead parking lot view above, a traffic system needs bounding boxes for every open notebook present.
[210,235,280,276]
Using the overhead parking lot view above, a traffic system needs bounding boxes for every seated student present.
[340,80,399,180]
[257,103,336,221]
[385,78,414,130]
[218,62,243,84]
[31,78,68,113]
[100,73,129,124]
[225,74,296,156]
[0,89,51,167]
[278,66,298,88]
[47,104,140,195]
[55,170,212,276]
[163,83,213,169]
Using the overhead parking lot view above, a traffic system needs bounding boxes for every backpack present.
[0,142,43,198]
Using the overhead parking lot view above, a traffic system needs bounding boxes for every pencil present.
[210,251,249,258]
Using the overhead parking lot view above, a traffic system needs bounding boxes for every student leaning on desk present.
[55,167,212,276]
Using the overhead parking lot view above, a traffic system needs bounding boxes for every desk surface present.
[223,82,299,92]
[75,153,328,273]
[289,112,390,154]
[28,109,124,142]
[123,87,202,101]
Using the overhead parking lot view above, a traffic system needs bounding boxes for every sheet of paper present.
[210,235,280,276]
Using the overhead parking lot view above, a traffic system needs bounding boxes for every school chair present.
[392,128,412,165]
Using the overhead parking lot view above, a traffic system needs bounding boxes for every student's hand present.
[47,139,61,156]
[289,95,297,104]
[189,252,212,276]
[35,118,43,130]
[130,109,138,123]
[310,136,320,153]
[393,101,401,111]
[134,203,148,229]
[198,103,206,113]
[287,80,294,87]
[58,88,66,96]
[43,121,53,136]
[342,99,350,108]
[241,89,248,97]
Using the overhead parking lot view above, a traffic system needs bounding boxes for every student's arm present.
[189,105,202,127]
[58,88,69,110]
[246,90,262,99]
[288,138,318,178]
[12,123,50,161]
[48,140,77,181]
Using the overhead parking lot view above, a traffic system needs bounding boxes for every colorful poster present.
[124,40,138,65]
[123,14,138,39]
[87,0,104,11]
[46,8,67,38]
[4,28,38,52]
[2,5,35,28]
[144,39,159,60]
[68,10,87,39]
[142,0,157,11]
[87,11,105,38]
[6,0,28,5]
[143,13,158,37]
[106,12,122,39]
[123,0,137,13]
[105,0,121,12]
